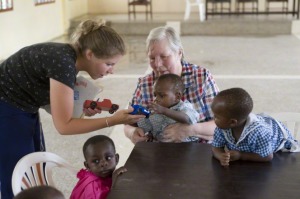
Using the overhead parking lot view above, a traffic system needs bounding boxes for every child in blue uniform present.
[211,87,299,166]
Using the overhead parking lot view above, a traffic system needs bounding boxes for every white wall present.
[62,0,88,33]
[0,0,88,60]
[0,1,63,59]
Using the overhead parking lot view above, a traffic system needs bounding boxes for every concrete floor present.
[31,12,300,197]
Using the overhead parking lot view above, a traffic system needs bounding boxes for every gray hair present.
[146,26,184,59]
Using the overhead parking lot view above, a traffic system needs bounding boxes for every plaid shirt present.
[212,113,294,157]
[131,60,219,122]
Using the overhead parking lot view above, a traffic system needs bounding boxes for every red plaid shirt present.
[131,60,219,122]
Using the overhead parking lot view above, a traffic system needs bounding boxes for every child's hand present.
[146,132,154,142]
[220,152,230,166]
[112,166,127,187]
[114,166,127,176]
[112,166,127,182]
[229,150,241,161]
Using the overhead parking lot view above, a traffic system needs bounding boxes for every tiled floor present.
[40,14,300,197]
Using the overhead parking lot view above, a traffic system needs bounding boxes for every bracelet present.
[105,117,110,127]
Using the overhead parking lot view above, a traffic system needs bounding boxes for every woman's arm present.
[50,79,145,135]
[124,125,148,144]
[162,120,216,142]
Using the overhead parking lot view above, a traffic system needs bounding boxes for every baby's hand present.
[145,132,154,142]
[149,102,166,114]
[220,152,230,166]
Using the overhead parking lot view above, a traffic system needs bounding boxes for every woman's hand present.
[131,127,148,144]
[82,108,101,117]
[162,123,190,142]
[109,106,145,126]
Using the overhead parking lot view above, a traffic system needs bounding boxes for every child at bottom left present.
[70,135,127,199]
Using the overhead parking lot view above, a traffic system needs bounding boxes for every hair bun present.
[80,19,106,35]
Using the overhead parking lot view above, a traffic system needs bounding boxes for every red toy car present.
[83,99,119,114]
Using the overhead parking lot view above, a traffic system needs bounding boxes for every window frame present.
[0,0,13,13]
[35,0,55,6]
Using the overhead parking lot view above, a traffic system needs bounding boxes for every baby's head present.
[154,74,184,108]
[211,87,253,129]
[14,186,65,199]
[83,135,119,178]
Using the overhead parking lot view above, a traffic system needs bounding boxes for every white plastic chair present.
[184,0,205,22]
[268,112,300,140]
[11,152,77,196]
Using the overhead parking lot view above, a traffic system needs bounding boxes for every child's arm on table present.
[229,150,273,162]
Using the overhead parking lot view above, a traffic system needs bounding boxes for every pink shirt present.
[70,169,112,199]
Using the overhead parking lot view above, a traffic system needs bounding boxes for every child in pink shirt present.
[70,135,127,199]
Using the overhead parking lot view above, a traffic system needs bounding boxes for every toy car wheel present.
[111,104,119,111]
[89,101,97,109]
[109,109,115,114]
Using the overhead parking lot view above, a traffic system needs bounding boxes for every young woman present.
[0,19,144,199]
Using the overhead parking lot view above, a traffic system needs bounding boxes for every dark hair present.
[83,135,115,159]
[155,74,185,94]
[14,186,65,199]
[70,19,126,58]
[213,87,253,120]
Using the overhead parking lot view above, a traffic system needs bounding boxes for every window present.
[0,0,13,12]
[35,0,55,6]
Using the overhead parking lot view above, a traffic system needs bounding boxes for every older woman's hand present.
[162,123,190,142]
[131,127,148,144]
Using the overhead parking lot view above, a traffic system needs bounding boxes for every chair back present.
[12,152,77,196]
[128,0,152,20]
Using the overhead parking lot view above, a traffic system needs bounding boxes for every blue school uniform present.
[212,113,298,157]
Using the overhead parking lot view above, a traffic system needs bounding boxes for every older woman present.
[124,26,219,144]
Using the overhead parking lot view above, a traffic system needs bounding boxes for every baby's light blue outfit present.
[137,100,199,142]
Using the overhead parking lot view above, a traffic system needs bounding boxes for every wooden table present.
[108,142,300,199]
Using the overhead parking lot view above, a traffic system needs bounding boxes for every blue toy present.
[130,105,151,118]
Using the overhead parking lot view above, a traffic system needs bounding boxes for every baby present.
[136,73,199,142]
[70,135,127,199]
[211,87,299,166]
